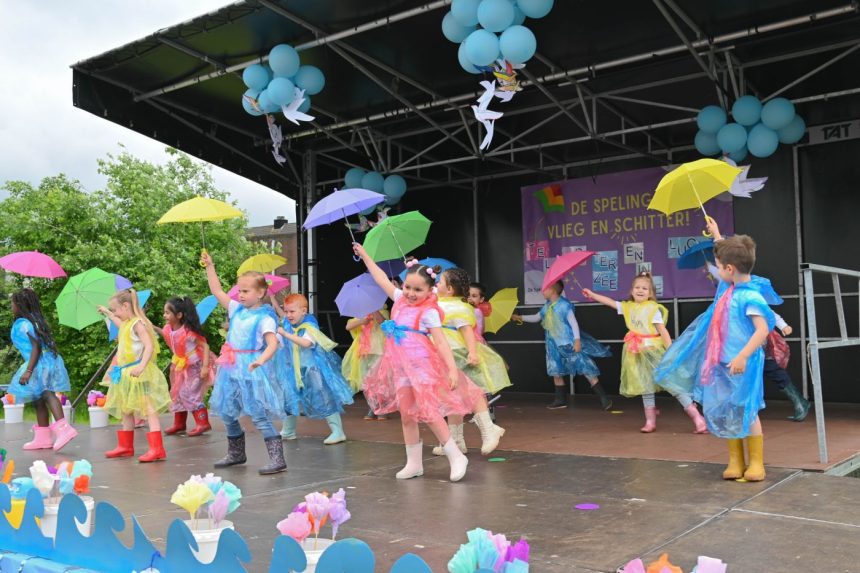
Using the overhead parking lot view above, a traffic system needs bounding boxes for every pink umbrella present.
[541,251,595,291]
[0,251,67,279]
[228,274,291,300]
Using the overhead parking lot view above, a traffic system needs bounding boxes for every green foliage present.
[0,148,270,397]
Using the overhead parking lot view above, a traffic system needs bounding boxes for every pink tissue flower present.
[277,511,312,543]
[328,488,351,539]
[304,492,331,535]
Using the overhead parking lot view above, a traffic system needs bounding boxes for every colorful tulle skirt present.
[364,341,485,423]
[545,332,610,378]
[210,352,285,420]
[103,362,171,418]
[169,357,214,412]
[8,353,71,403]
[342,347,382,394]
[288,351,355,419]
[452,344,512,395]
[619,343,666,397]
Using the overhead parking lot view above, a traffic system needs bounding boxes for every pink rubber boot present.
[684,404,709,434]
[51,418,79,451]
[23,425,54,450]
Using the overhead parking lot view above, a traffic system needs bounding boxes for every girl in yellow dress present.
[583,273,707,434]
[433,268,509,456]
[99,289,172,462]
[342,307,390,421]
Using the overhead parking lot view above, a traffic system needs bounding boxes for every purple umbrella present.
[303,187,385,243]
[335,273,388,318]
[114,274,133,290]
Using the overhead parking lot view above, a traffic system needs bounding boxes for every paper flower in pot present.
[170,481,214,520]
[328,488,351,539]
[277,511,313,544]
[29,461,56,497]
[304,492,331,535]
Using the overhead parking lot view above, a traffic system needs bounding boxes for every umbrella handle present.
[702,215,715,238]
[199,248,208,268]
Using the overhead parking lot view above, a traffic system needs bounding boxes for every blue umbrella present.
[378,258,406,280]
[398,257,457,283]
[196,295,219,325]
[677,240,715,270]
[107,289,152,341]
[335,273,388,318]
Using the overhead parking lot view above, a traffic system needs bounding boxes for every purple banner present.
[521,166,734,304]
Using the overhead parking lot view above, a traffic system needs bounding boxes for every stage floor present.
[2,396,860,572]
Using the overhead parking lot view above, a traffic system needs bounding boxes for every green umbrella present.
[362,211,432,262]
[55,268,117,330]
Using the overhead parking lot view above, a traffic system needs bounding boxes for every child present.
[157,297,215,437]
[467,282,492,342]
[275,294,355,444]
[353,243,484,482]
[99,289,171,462]
[7,288,77,451]
[202,253,287,474]
[765,317,809,421]
[657,220,774,481]
[512,281,612,410]
[342,308,389,421]
[583,274,707,433]
[433,268,508,455]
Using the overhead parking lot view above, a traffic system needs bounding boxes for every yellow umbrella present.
[237,254,287,276]
[484,287,519,334]
[157,196,244,262]
[648,159,742,230]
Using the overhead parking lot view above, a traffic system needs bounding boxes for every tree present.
[0,148,272,395]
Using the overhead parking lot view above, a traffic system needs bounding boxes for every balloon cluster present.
[342,168,407,214]
[694,96,806,161]
[240,43,325,118]
[442,0,553,73]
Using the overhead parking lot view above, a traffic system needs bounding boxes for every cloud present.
[0,0,295,226]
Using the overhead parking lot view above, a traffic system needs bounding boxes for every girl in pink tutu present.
[353,243,484,482]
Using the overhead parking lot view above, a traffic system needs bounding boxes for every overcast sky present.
[0,0,295,227]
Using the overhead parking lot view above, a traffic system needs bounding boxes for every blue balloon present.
[384,195,400,206]
[512,4,526,25]
[458,41,481,74]
[266,77,295,106]
[269,44,300,78]
[242,64,270,91]
[697,105,727,133]
[517,0,553,18]
[294,65,325,96]
[728,146,748,162]
[761,97,795,130]
[344,167,366,189]
[694,130,720,156]
[361,171,385,193]
[442,11,476,42]
[383,174,407,199]
[717,122,747,153]
[747,123,779,158]
[499,25,536,64]
[465,29,500,67]
[241,89,263,116]
[731,95,762,126]
[257,89,280,114]
[478,0,515,32]
[297,95,311,113]
[451,0,481,26]
[360,205,377,217]
[777,114,806,144]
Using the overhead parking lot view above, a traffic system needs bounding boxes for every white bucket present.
[88,407,109,428]
[185,519,234,564]
[3,403,24,424]
[40,496,95,538]
[52,404,73,423]
[301,538,335,572]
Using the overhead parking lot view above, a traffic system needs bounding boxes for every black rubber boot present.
[547,385,568,409]
[781,384,810,421]
[591,381,613,410]
[214,433,247,468]
[259,436,287,475]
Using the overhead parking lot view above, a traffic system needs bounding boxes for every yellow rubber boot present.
[743,435,766,482]
[722,438,745,480]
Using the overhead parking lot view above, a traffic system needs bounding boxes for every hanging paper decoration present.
[721,157,768,198]
[693,96,806,160]
[241,44,326,165]
[444,1,553,150]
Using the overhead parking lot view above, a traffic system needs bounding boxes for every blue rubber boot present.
[280,415,297,440]
[323,414,346,445]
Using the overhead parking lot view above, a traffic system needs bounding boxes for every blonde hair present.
[629,272,658,302]
[238,271,268,293]
[111,289,160,352]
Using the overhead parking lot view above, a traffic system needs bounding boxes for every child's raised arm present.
[353,243,397,299]
[582,289,617,309]
[269,295,285,318]
[200,252,231,309]
[98,306,125,329]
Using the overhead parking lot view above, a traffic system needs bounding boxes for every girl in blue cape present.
[276,293,355,445]
[656,220,774,482]
[512,280,612,410]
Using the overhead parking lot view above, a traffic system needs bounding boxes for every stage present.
[2,396,860,572]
